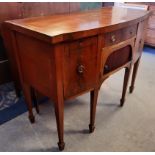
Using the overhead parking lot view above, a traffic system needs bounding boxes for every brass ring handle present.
[77,65,85,74]
[111,35,116,42]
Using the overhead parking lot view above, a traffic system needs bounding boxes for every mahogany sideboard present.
[2,7,150,150]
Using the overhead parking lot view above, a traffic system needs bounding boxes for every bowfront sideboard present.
[2,7,150,150]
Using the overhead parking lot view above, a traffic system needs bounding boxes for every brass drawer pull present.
[77,65,85,74]
[111,35,116,42]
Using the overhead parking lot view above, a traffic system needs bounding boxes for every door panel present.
[63,36,98,98]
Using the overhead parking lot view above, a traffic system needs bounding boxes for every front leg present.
[89,88,99,133]
[54,96,65,151]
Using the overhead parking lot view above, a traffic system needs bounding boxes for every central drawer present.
[104,25,137,47]
[63,36,98,99]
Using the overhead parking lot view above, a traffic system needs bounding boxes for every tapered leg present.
[14,82,21,98]
[89,88,99,133]
[22,83,35,123]
[129,58,140,93]
[54,98,65,151]
[31,88,39,114]
[120,66,132,107]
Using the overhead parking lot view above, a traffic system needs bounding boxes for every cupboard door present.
[134,21,147,62]
[63,37,98,98]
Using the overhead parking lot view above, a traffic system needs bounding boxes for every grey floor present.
[0,51,155,152]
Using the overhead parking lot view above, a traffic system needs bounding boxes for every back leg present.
[31,88,39,114]
[129,58,140,93]
[22,83,35,123]
[120,65,132,107]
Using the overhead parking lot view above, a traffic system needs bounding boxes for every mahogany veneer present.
[2,7,150,150]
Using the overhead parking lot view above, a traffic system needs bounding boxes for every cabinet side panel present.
[15,33,55,97]
[134,20,148,62]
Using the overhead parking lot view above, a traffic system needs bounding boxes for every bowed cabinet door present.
[63,36,99,99]
[134,20,148,63]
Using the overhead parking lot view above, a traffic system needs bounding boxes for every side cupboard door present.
[63,36,98,99]
[134,20,148,63]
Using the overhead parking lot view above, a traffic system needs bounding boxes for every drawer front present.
[104,25,137,47]
[63,36,98,98]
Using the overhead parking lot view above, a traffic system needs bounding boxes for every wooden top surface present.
[5,7,151,43]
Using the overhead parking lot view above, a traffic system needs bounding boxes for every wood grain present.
[5,7,150,44]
